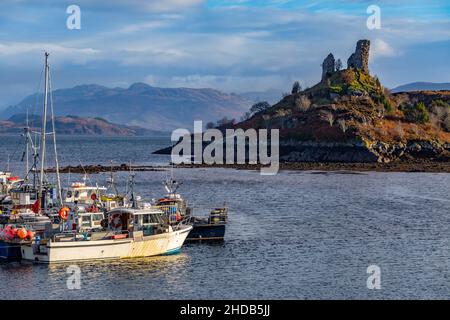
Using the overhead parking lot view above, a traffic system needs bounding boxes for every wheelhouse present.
[77,212,105,231]
[64,182,107,205]
[107,208,166,237]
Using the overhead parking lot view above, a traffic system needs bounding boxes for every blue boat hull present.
[0,240,22,261]
[187,223,226,241]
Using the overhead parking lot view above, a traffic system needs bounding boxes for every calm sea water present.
[1,135,450,299]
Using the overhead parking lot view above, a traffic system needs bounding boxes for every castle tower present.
[321,53,335,81]
[347,40,370,73]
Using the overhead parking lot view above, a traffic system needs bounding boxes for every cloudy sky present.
[0,0,449,106]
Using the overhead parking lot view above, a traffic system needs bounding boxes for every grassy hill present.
[233,68,450,163]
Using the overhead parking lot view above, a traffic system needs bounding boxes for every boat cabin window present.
[81,215,91,226]
[131,213,163,236]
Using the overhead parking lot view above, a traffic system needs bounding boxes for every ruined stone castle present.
[321,40,370,81]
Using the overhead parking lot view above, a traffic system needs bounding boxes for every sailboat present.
[0,52,63,260]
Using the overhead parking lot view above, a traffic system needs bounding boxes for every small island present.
[157,40,450,172]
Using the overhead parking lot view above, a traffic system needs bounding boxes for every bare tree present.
[206,121,215,129]
[295,95,311,112]
[291,81,301,94]
[216,117,236,128]
[337,119,347,133]
[322,111,335,126]
[250,101,271,115]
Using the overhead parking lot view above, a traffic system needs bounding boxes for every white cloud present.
[0,42,100,65]
[119,21,171,33]
[143,0,205,12]
[70,0,205,12]
[371,39,398,58]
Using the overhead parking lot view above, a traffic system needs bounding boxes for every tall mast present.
[49,66,63,206]
[39,52,49,199]
[25,108,29,174]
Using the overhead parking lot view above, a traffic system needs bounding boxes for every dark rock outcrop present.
[347,40,370,73]
[322,53,335,81]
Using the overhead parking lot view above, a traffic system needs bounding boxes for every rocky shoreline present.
[175,159,450,173]
[46,164,168,174]
[46,158,450,174]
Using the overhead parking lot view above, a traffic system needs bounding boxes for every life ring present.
[58,207,70,221]
[109,213,122,229]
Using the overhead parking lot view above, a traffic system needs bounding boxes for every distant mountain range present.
[236,88,282,105]
[1,83,253,131]
[391,82,450,93]
[0,114,163,136]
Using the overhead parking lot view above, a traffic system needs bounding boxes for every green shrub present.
[330,85,343,94]
[431,99,450,109]
[383,97,393,114]
[403,102,429,124]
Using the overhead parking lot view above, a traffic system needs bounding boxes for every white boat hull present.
[21,225,192,263]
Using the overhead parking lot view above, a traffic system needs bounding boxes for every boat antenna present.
[25,107,29,174]
[129,171,137,209]
[78,160,92,186]
[108,160,119,196]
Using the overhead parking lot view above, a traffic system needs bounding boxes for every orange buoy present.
[59,207,70,221]
[26,230,35,240]
[17,228,27,239]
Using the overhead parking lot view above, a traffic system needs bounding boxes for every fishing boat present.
[21,204,192,263]
[21,171,192,263]
[156,177,228,241]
